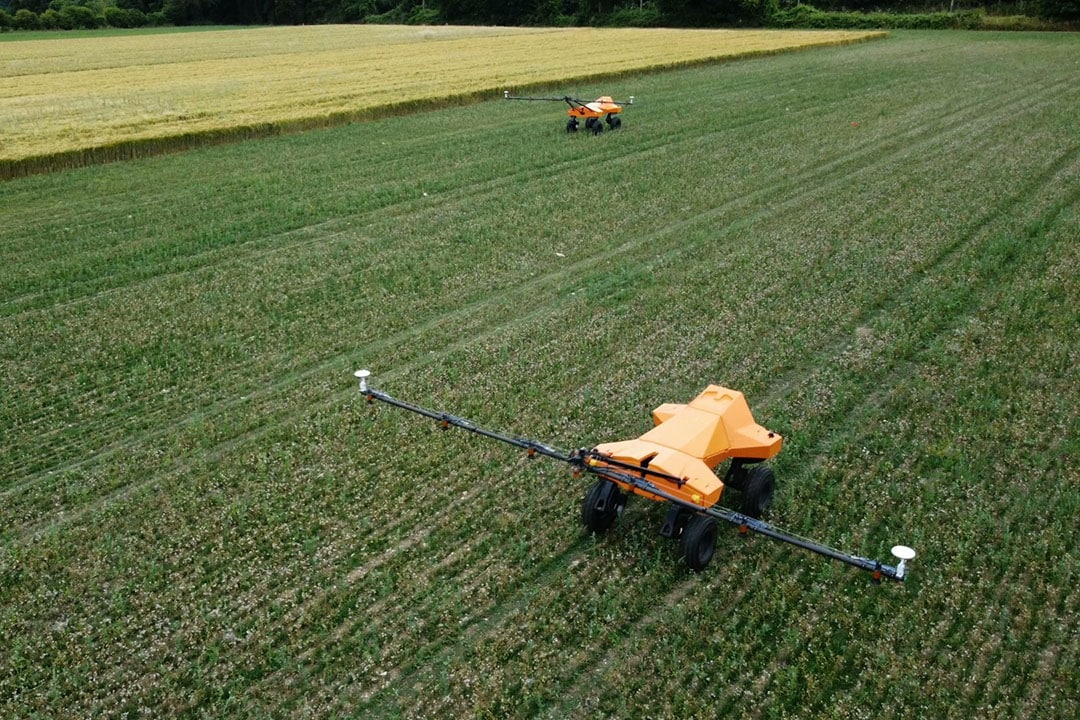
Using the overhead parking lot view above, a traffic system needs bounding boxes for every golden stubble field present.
[0,24,883,173]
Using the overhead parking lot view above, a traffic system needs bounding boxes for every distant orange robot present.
[504,90,633,134]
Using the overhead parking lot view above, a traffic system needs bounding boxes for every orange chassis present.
[588,384,782,511]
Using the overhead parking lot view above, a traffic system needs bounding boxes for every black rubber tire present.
[591,120,604,135]
[566,118,578,133]
[581,480,620,535]
[608,114,622,130]
[741,465,776,519]
[681,514,718,572]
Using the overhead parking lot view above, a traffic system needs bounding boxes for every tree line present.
[1,0,1076,31]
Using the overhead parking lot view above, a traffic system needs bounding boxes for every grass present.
[1,29,1078,719]
[0,24,884,177]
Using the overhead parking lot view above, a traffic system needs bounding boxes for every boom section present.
[362,386,572,463]
[585,462,907,582]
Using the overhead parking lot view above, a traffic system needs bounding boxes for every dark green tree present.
[13,6,39,25]
[1039,0,1078,19]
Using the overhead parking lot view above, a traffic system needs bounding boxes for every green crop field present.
[1,29,1077,719]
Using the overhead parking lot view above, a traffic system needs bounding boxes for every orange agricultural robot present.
[504,90,633,134]
[355,370,915,580]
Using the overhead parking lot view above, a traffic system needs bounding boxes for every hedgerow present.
[770,4,985,29]
[768,2,1077,29]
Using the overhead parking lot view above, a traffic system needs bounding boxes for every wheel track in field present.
[0,43,1015,468]
[104,515,504,717]
[315,539,595,716]
[0,115,515,237]
[756,172,1080,716]
[0,57,921,318]
[535,549,804,719]
[6,63,1071,699]
[753,128,1080,489]
[762,146,1080,522]
[538,136,1080,716]
[224,443,666,709]
[1,69,1049,506]
[234,518,592,715]
[0,28,980,317]
[0,113,555,316]
[334,524,701,718]
[768,179,1080,716]
[53,465,532,717]
[131,427,595,716]
[242,492,757,716]
[5,72,1068,562]
[3,285,585,545]
[10,50,1080,716]
[708,577,871,716]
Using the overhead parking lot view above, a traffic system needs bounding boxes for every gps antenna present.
[891,545,916,580]
[354,369,371,393]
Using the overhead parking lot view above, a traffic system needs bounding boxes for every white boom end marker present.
[354,369,371,393]
[891,545,916,579]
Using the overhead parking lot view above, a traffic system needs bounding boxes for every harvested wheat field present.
[0,25,882,176]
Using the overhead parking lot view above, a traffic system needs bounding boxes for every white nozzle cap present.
[891,545,916,561]
[354,369,371,392]
[891,545,915,580]
[504,90,509,99]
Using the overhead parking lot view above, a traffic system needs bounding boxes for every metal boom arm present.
[583,462,910,582]
[360,382,574,464]
[355,371,913,582]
